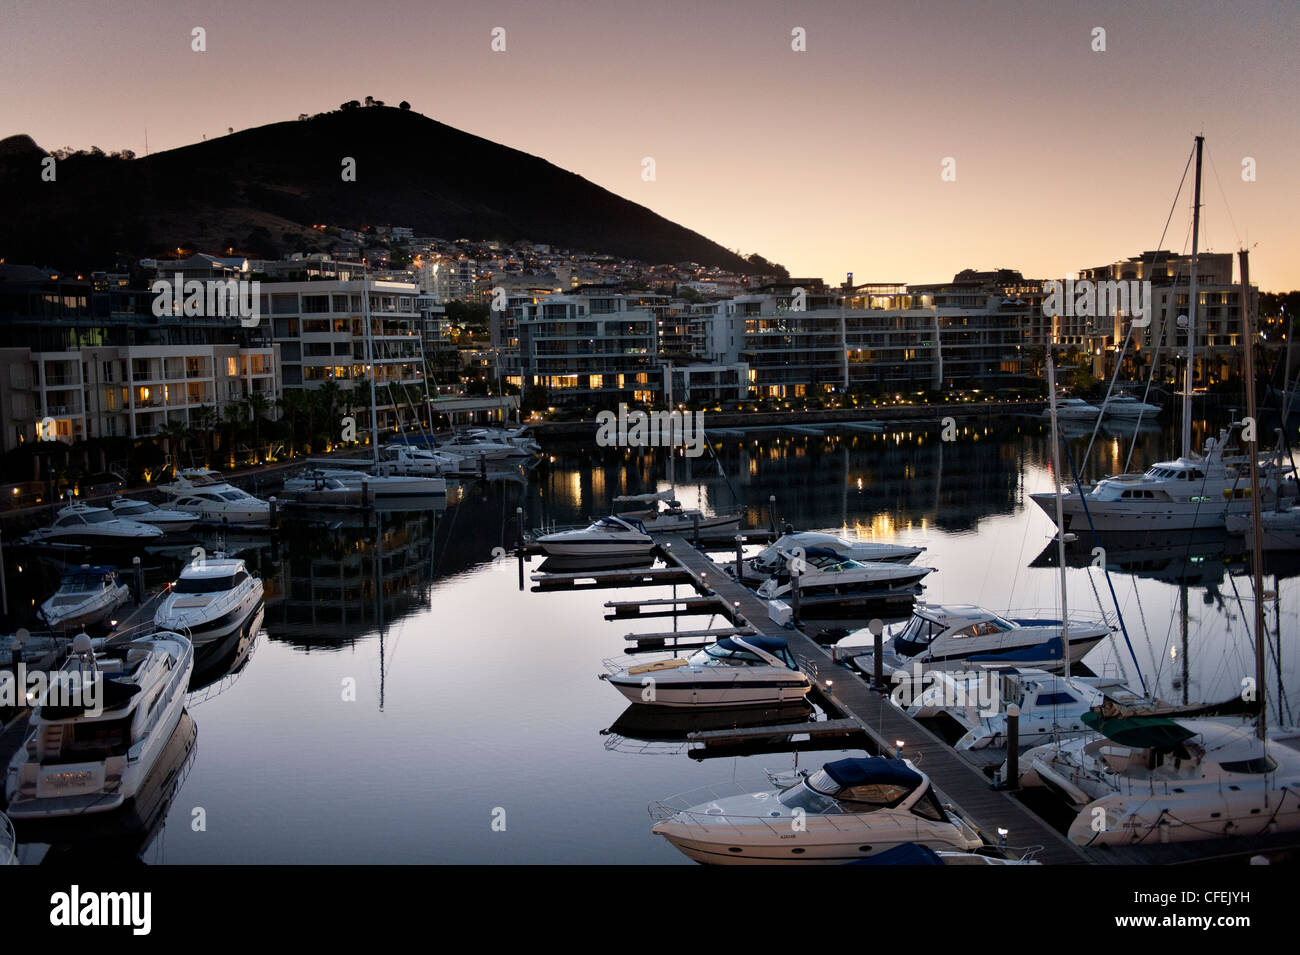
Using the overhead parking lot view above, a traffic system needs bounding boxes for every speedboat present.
[1029,423,1296,532]
[850,602,1111,678]
[614,491,741,534]
[650,756,983,864]
[154,558,264,646]
[26,503,164,547]
[4,630,193,818]
[1041,397,1100,420]
[280,470,364,506]
[1017,717,1300,846]
[740,533,923,584]
[535,516,654,557]
[160,474,271,528]
[381,444,464,476]
[755,549,933,604]
[109,498,199,534]
[600,634,810,708]
[39,565,131,632]
[464,426,542,456]
[296,464,446,498]
[433,433,526,463]
[1099,394,1162,418]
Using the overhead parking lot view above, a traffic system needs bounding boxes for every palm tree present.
[243,391,272,452]
[156,420,195,468]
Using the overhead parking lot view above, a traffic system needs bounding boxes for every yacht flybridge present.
[39,565,131,632]
[600,634,810,708]
[614,490,741,534]
[154,557,265,646]
[650,757,983,864]
[535,516,655,557]
[5,631,194,818]
[850,603,1110,677]
[1018,716,1300,846]
[1029,424,1295,532]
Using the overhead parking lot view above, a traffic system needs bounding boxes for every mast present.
[1239,248,1267,741]
[362,266,381,470]
[1046,352,1071,679]
[1181,135,1204,459]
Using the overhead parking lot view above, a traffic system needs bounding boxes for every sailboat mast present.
[1239,248,1267,740]
[1046,352,1071,679]
[362,268,381,469]
[1181,135,1204,459]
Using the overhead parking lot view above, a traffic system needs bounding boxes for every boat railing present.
[1006,607,1116,629]
[0,811,15,865]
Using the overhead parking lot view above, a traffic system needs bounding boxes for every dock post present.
[361,479,370,508]
[516,506,525,549]
[132,555,143,605]
[768,495,777,535]
[1004,704,1020,790]
[479,453,488,480]
[734,534,743,581]
[692,512,700,548]
[869,618,884,690]
[790,568,800,627]
[269,495,278,529]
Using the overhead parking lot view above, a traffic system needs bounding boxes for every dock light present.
[997,828,1008,846]
[824,679,833,689]
[895,740,904,758]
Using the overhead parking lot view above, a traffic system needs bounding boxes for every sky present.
[3,0,1298,288]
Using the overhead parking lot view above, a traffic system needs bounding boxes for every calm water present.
[10,412,1298,863]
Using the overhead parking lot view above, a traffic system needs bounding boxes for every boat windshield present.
[175,572,244,594]
[80,510,116,524]
[894,613,942,656]
[114,501,150,515]
[778,769,915,814]
[690,644,767,666]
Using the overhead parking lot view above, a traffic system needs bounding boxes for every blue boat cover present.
[823,757,923,790]
[846,843,944,866]
[968,637,1063,662]
[719,634,789,655]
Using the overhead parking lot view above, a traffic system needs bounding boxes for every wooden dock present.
[652,533,1091,865]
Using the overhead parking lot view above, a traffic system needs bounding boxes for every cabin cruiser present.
[381,444,464,476]
[614,491,741,534]
[154,558,264,646]
[108,498,199,534]
[291,466,446,499]
[906,667,1132,750]
[600,634,810,708]
[5,630,194,818]
[26,503,165,547]
[850,603,1110,678]
[280,470,363,506]
[433,433,527,464]
[39,566,131,632]
[1029,424,1296,532]
[1017,717,1300,846]
[464,426,542,456]
[1099,394,1162,418]
[755,549,933,603]
[1041,397,1100,420]
[650,756,983,864]
[160,473,271,528]
[740,533,923,584]
[535,516,655,557]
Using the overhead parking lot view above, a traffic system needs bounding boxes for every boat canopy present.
[719,634,789,656]
[1081,712,1198,749]
[823,757,923,790]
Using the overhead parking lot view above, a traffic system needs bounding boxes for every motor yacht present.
[1099,394,1162,418]
[280,469,364,506]
[381,444,464,476]
[650,756,983,864]
[291,466,445,500]
[108,498,199,534]
[1017,716,1300,846]
[26,503,164,548]
[535,516,655,557]
[154,558,264,646]
[5,630,193,818]
[600,634,810,708]
[1041,397,1100,420]
[39,565,131,632]
[160,474,271,528]
[740,533,923,585]
[614,491,741,534]
[433,433,526,464]
[850,602,1111,678]
[755,549,933,604]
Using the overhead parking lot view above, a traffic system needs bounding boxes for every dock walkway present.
[653,533,1089,865]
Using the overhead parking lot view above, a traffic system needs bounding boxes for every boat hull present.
[605,672,810,708]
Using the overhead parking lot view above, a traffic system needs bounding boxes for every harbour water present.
[8,413,1296,863]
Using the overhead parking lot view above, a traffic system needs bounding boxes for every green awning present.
[1082,712,1198,749]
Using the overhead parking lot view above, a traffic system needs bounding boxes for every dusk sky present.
[4,0,1297,287]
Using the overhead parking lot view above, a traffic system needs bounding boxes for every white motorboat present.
[1018,716,1300,846]
[614,491,741,534]
[154,558,264,646]
[160,474,271,528]
[535,516,654,557]
[650,756,983,864]
[305,467,446,499]
[280,469,364,506]
[464,426,542,456]
[850,603,1110,677]
[1099,394,1162,418]
[742,533,923,582]
[1041,397,1100,420]
[108,497,199,534]
[433,434,526,464]
[4,630,194,818]
[381,444,464,476]
[26,503,165,547]
[1226,506,1300,551]
[755,549,933,603]
[39,565,131,632]
[1029,424,1295,532]
[600,634,810,708]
